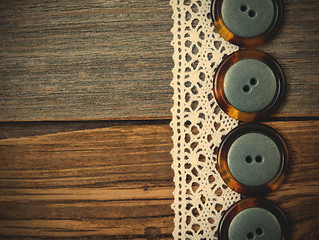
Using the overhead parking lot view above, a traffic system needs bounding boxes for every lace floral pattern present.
[170,0,241,239]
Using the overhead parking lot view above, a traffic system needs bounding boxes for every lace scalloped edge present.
[169,0,241,239]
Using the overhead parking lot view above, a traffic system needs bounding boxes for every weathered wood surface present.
[0,121,318,239]
[0,0,173,121]
[0,0,318,239]
[0,0,319,121]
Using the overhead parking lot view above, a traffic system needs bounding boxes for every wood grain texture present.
[0,0,173,120]
[0,122,318,239]
[0,124,174,239]
[259,0,319,118]
[0,0,319,121]
[0,119,170,139]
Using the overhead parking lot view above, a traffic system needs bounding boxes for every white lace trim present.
[170,0,241,239]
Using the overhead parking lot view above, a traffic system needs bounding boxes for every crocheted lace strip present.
[170,0,241,239]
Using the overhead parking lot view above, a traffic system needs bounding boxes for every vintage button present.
[213,49,285,122]
[211,0,283,46]
[218,198,290,240]
[217,123,288,196]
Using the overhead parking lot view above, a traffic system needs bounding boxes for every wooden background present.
[0,0,318,239]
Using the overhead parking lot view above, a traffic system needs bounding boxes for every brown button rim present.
[218,198,290,240]
[217,123,289,196]
[213,49,285,122]
[211,0,284,47]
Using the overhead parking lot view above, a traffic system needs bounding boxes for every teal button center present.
[228,207,282,240]
[227,132,281,187]
[221,0,275,38]
[223,59,277,113]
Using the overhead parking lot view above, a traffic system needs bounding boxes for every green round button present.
[223,58,277,113]
[227,132,281,187]
[228,207,282,240]
[221,0,275,38]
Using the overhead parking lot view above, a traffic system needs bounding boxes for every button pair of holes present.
[245,155,263,164]
[247,227,264,239]
[243,77,258,93]
[240,4,256,18]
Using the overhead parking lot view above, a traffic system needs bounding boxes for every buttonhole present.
[248,10,256,18]
[247,232,254,239]
[256,227,264,236]
[245,155,253,164]
[243,85,250,93]
[240,5,247,12]
[255,155,263,163]
[250,77,258,86]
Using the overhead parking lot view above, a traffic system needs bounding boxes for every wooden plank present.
[0,119,170,139]
[0,0,318,121]
[0,124,174,239]
[266,121,319,240]
[0,0,173,121]
[0,121,318,239]
[259,0,319,118]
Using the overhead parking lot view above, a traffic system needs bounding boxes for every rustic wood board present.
[0,0,173,121]
[0,0,319,121]
[0,121,318,239]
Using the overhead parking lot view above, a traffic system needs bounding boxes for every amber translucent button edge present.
[217,123,289,196]
[213,49,286,122]
[218,198,290,240]
[211,0,284,47]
